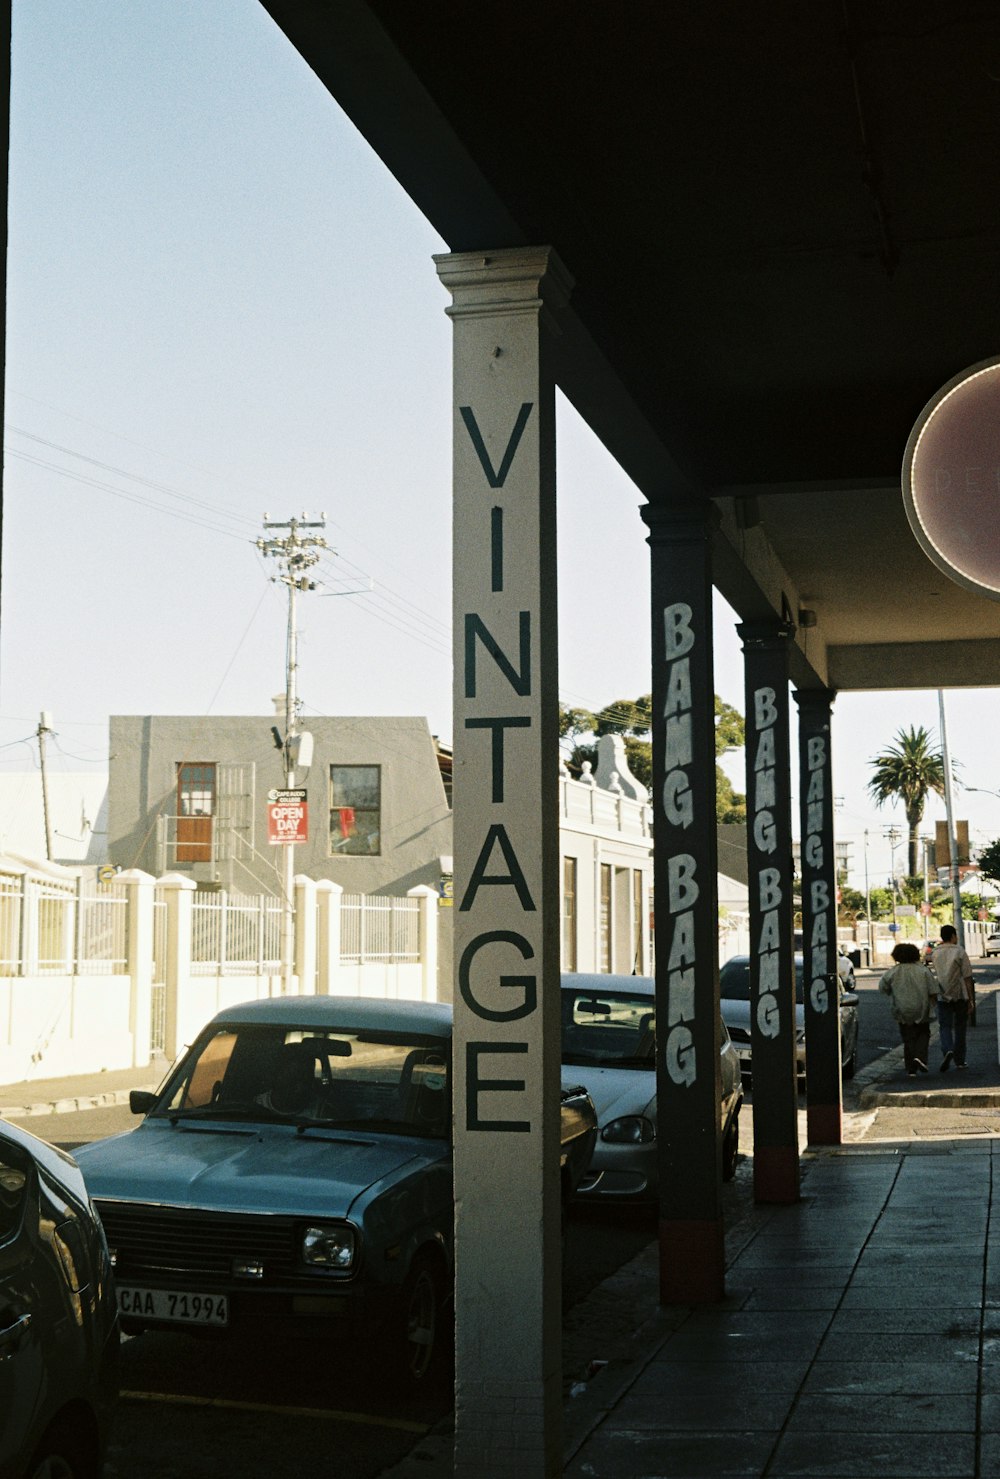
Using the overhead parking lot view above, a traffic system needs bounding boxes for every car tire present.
[26,1414,99,1479]
[722,1112,740,1181]
[385,1256,444,1391]
[843,1044,857,1080]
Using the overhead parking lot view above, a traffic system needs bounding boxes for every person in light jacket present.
[879,941,938,1077]
[930,924,976,1071]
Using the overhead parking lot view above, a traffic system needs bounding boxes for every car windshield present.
[719,958,805,1004]
[149,1023,450,1138]
[561,989,655,1069]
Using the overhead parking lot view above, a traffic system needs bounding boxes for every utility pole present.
[256,514,327,993]
[938,689,965,947]
[37,711,54,862]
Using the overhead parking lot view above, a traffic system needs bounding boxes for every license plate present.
[118,1286,229,1326]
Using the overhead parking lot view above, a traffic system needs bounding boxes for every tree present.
[867,725,946,876]
[977,838,1000,891]
[558,692,746,821]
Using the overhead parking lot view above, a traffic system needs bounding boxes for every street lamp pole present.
[886,825,901,933]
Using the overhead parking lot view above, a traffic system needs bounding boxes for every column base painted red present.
[807,1103,843,1145]
[753,1144,800,1204]
[658,1218,726,1304]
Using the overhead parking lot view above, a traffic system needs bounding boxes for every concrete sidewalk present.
[0,1057,169,1121]
[385,985,1000,1478]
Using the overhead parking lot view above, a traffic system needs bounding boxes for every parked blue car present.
[74,995,596,1390]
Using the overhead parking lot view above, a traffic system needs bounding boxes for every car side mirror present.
[129,1090,157,1116]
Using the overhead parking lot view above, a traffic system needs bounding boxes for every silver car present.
[719,953,859,1084]
[560,973,744,1202]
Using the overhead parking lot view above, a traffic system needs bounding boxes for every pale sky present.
[4,0,1000,892]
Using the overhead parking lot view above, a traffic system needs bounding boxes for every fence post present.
[407,885,439,1002]
[314,881,342,995]
[117,869,156,1068]
[219,891,228,975]
[158,873,197,1060]
[294,875,317,995]
[20,874,36,976]
[74,875,85,973]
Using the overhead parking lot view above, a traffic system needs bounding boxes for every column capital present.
[737,617,796,652]
[794,686,838,718]
[641,498,718,545]
[433,245,573,322]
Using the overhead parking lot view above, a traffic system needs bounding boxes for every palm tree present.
[867,726,946,876]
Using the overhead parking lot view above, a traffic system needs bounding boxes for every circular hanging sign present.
[902,357,1000,601]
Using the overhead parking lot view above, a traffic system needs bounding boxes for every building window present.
[176,763,215,862]
[562,857,578,972]
[330,765,381,855]
[599,862,612,972]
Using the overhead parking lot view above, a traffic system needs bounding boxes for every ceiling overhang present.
[259,0,1000,691]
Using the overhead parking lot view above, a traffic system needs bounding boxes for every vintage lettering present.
[466,1042,531,1132]
[464,612,531,698]
[460,824,537,912]
[459,931,537,1022]
[465,715,531,803]
[459,402,534,489]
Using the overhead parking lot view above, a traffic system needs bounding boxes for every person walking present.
[879,941,937,1077]
[930,923,975,1071]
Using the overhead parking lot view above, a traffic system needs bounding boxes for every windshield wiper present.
[298,1117,434,1137]
[161,1101,261,1124]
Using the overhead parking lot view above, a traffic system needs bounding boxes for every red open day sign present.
[268,789,308,845]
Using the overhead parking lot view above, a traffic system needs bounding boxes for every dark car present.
[0,1119,119,1479]
[74,995,596,1390]
[719,953,859,1083]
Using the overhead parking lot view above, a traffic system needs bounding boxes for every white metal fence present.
[340,893,421,964]
[0,871,128,976]
[190,892,283,975]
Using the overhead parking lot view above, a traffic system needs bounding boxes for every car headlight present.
[601,1115,654,1145]
[302,1224,356,1270]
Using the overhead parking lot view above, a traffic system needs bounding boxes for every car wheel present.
[387,1257,443,1391]
[26,1416,98,1479]
[843,1044,857,1080]
[722,1111,740,1181]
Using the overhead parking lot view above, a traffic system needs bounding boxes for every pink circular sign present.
[903,358,1000,600]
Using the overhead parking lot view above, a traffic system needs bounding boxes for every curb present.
[846,1023,1000,1111]
[0,1086,154,1122]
